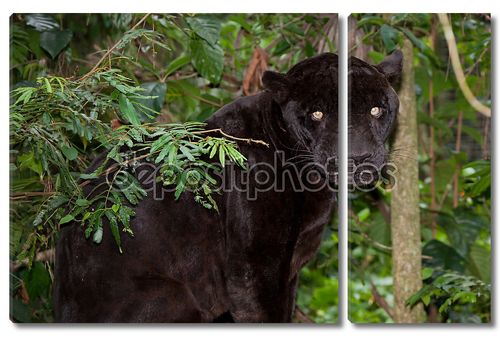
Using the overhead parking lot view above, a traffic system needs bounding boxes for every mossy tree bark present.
[390,39,425,323]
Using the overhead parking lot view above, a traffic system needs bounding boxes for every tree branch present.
[370,281,394,320]
[438,13,491,117]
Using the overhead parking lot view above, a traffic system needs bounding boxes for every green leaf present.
[155,143,173,164]
[468,243,491,283]
[218,144,226,167]
[21,262,50,299]
[284,23,305,36]
[406,284,432,306]
[398,27,441,68]
[379,24,399,52]
[61,145,78,161]
[119,94,141,125]
[105,211,122,253]
[357,208,370,222]
[112,204,120,213]
[438,207,488,257]
[137,81,167,114]
[186,16,221,46]
[179,145,195,161]
[93,226,103,244]
[356,16,385,28]
[209,143,218,159]
[40,29,73,59]
[128,128,143,142]
[165,55,191,77]
[17,151,42,176]
[273,39,291,56]
[422,294,431,306]
[423,239,466,272]
[190,37,224,84]
[43,77,53,93]
[228,14,253,32]
[174,172,187,200]
[82,211,91,221]
[59,214,74,224]
[75,199,90,207]
[84,226,93,239]
[422,267,434,280]
[79,172,99,179]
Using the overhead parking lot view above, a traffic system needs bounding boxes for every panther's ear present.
[262,71,290,104]
[375,50,403,87]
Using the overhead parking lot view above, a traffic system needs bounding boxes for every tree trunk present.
[390,39,425,323]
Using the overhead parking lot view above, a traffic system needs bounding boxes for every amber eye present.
[370,107,383,118]
[312,111,324,121]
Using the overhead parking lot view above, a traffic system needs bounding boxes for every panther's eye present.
[312,111,324,121]
[370,107,383,118]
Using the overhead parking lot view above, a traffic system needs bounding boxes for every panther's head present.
[348,50,402,188]
[262,53,338,182]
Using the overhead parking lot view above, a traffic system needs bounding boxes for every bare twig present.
[194,128,270,147]
[370,281,394,320]
[438,13,491,117]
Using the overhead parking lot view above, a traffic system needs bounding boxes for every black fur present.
[54,53,338,323]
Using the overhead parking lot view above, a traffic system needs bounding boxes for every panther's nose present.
[351,153,371,165]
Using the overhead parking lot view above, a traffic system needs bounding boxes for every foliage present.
[10,13,338,323]
[406,269,490,323]
[349,13,491,323]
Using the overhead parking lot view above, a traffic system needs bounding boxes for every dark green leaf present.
[273,39,291,56]
[423,239,466,272]
[190,37,224,84]
[186,16,221,46]
[40,29,73,59]
[138,82,167,114]
[21,262,50,299]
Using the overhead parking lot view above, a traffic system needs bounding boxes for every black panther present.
[349,50,402,187]
[54,51,401,322]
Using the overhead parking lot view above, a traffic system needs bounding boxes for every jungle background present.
[9,13,338,323]
[348,13,491,323]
